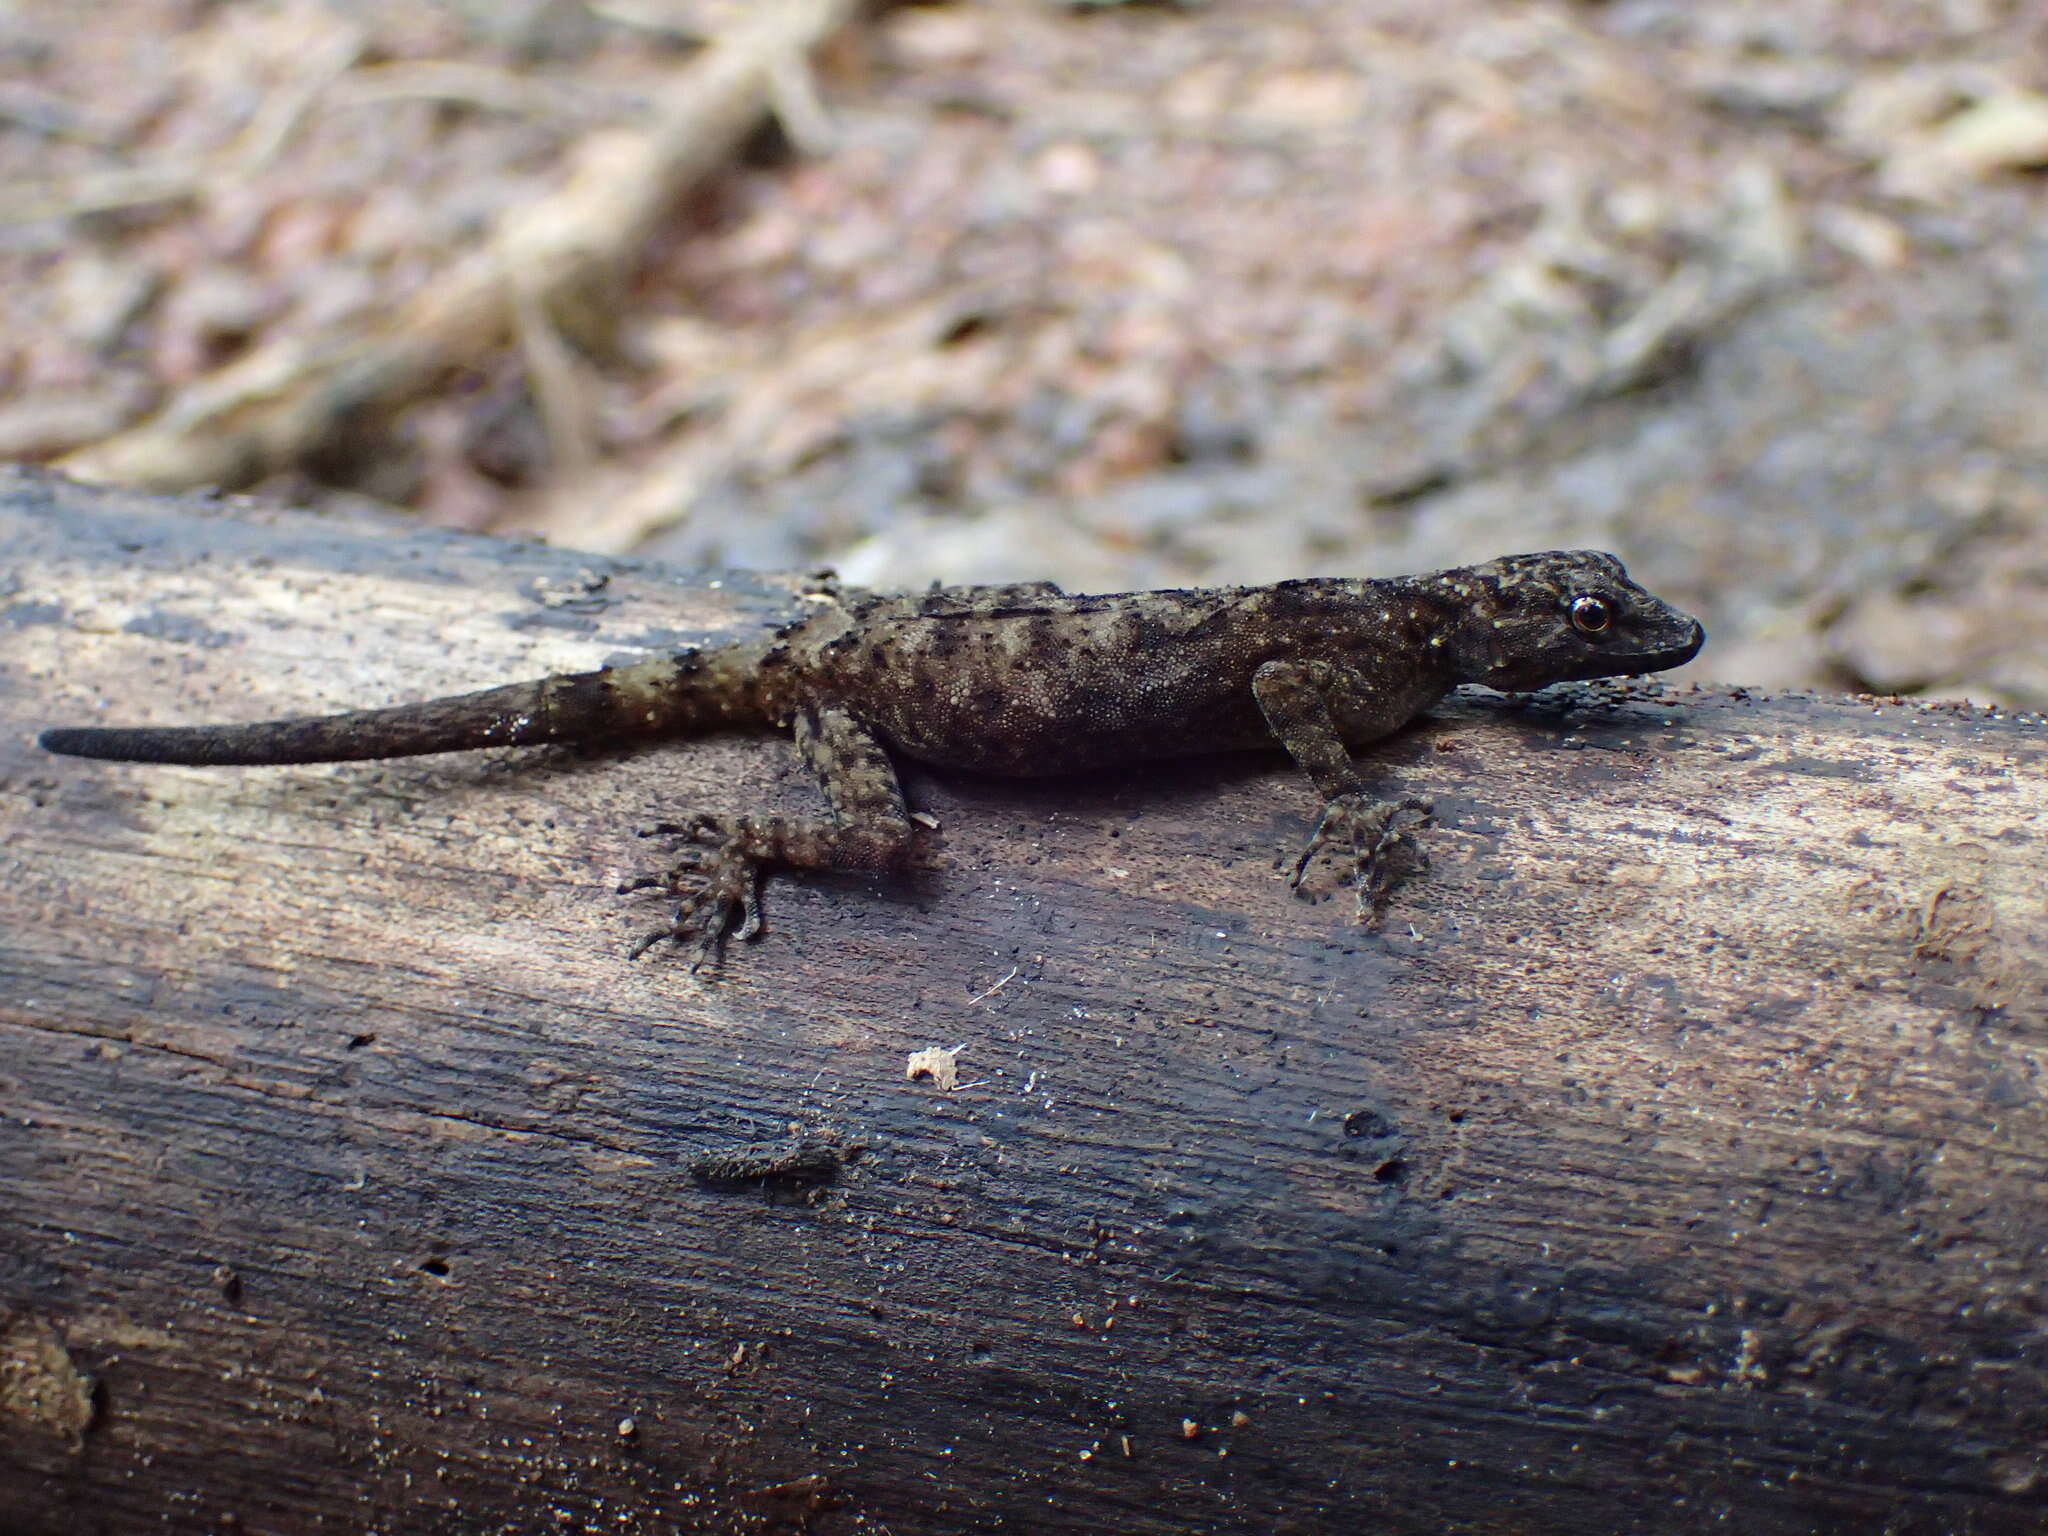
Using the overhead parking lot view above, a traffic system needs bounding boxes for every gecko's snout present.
[1650,616,1706,671]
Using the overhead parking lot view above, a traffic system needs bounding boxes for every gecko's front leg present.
[1250,659,1435,923]
[621,706,913,967]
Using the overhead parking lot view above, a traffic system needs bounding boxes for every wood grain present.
[2,467,2044,1534]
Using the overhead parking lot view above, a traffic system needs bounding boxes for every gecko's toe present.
[1355,799,1435,922]
[622,842,766,966]
[640,813,728,844]
[732,872,765,942]
[683,926,724,973]
[1292,793,1434,915]
[627,896,729,967]
[619,836,732,897]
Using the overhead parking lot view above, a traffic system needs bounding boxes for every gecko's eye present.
[1569,595,1613,636]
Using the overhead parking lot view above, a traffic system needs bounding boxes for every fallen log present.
[1,467,2043,1534]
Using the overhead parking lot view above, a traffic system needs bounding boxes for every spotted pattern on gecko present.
[40,551,1704,967]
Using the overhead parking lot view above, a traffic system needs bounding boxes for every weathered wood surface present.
[1,466,2044,1534]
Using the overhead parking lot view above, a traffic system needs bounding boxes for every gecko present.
[38,550,1703,966]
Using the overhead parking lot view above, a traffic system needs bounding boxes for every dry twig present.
[0,26,363,227]
[58,0,860,494]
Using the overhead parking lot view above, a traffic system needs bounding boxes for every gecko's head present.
[1447,550,1704,690]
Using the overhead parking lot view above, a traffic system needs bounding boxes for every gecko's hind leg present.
[619,707,913,968]
[1290,792,1435,925]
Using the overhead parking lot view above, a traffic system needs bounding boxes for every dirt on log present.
[1,466,2044,1535]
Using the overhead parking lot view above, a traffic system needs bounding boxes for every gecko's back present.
[807,579,1459,775]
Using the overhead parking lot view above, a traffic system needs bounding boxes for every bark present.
[1,466,2044,1535]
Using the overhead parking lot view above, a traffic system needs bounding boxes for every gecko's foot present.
[1290,793,1435,924]
[622,818,764,968]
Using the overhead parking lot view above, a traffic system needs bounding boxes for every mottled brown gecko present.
[40,550,1703,965]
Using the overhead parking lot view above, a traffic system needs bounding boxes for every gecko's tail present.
[39,652,736,766]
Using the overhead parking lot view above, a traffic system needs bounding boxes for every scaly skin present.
[40,551,1705,966]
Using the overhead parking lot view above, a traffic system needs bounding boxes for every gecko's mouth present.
[1622,617,1706,675]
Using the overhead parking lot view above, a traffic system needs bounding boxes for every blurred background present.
[3,0,2045,704]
